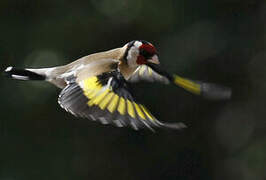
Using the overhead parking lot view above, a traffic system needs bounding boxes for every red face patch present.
[139,43,157,55]
[136,55,146,65]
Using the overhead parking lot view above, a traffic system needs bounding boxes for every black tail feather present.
[3,66,46,80]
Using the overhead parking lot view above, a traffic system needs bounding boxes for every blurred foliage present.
[0,0,266,179]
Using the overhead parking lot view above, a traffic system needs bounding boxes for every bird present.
[3,40,231,131]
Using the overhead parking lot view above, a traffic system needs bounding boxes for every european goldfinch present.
[4,40,231,131]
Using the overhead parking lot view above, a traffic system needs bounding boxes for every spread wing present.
[58,70,185,131]
[128,65,170,84]
[129,64,231,100]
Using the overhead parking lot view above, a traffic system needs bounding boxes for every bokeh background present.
[1,0,266,179]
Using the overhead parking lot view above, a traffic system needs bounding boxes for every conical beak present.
[147,55,160,64]
[146,60,173,81]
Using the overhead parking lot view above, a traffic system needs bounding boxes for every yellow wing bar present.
[173,75,201,95]
[172,74,231,100]
[80,76,156,122]
[59,74,187,131]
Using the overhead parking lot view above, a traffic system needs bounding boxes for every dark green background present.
[1,0,266,179]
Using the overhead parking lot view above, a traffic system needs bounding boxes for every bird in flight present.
[4,40,231,131]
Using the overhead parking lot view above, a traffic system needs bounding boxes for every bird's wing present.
[129,64,231,100]
[128,65,170,84]
[58,70,185,131]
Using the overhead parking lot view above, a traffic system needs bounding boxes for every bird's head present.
[123,40,159,68]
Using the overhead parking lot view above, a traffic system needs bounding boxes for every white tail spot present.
[5,66,13,72]
[11,75,29,80]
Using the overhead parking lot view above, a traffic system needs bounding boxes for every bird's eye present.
[140,49,153,58]
[139,43,157,58]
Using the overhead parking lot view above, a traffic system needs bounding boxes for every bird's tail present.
[3,66,47,81]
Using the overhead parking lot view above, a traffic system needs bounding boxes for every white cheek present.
[134,41,142,48]
[127,47,139,67]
